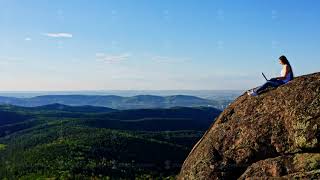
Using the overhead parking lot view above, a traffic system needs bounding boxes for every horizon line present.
[0,89,244,92]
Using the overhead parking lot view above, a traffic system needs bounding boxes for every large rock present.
[178,72,320,179]
[239,153,320,179]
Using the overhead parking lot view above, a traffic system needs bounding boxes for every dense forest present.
[0,104,221,179]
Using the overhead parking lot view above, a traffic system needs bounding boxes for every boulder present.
[178,72,320,179]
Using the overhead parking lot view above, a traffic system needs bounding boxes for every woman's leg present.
[269,79,285,86]
[255,82,272,94]
[255,79,284,94]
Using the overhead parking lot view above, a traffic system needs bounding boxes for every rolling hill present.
[0,104,221,179]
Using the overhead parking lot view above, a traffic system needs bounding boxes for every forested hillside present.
[0,104,221,179]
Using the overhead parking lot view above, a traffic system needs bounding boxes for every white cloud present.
[96,53,131,63]
[149,55,190,63]
[43,33,73,38]
[25,37,32,41]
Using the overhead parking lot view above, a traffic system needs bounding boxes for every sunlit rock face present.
[178,72,320,179]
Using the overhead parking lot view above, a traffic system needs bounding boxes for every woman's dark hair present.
[279,55,294,78]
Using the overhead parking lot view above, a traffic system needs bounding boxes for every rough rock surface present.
[178,72,320,179]
[239,153,320,179]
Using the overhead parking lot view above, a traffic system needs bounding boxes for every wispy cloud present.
[149,55,190,63]
[0,56,23,66]
[25,37,32,41]
[43,33,73,38]
[0,56,23,61]
[96,53,131,63]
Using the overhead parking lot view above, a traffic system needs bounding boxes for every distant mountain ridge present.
[0,94,231,110]
[29,103,117,113]
[0,104,221,131]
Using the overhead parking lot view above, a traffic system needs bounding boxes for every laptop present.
[262,72,268,81]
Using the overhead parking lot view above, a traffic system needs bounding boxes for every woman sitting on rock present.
[247,55,294,96]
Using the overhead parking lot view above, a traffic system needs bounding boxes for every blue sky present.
[0,0,319,91]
